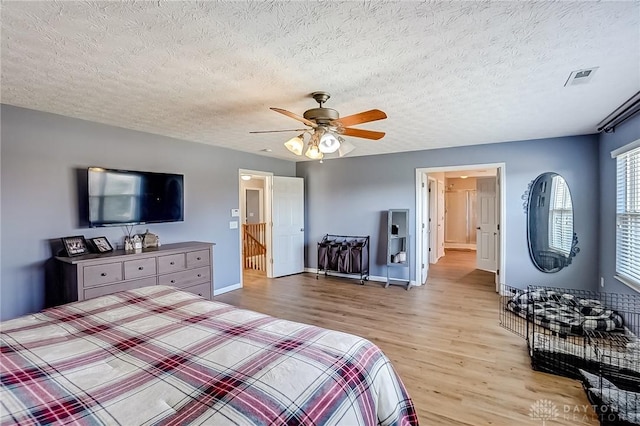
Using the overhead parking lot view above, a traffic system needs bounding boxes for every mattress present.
[1,286,418,425]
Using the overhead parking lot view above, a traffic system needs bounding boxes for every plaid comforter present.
[1,286,418,425]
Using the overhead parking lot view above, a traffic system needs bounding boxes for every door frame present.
[238,169,274,288]
[415,162,506,287]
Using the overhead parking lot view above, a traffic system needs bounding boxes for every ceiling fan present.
[250,91,387,160]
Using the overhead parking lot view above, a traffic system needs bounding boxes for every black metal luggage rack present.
[316,234,370,284]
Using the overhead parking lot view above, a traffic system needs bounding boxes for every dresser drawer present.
[124,258,157,280]
[83,262,123,287]
[84,277,157,300]
[158,253,185,274]
[158,266,210,288]
[186,249,210,268]
[182,282,212,300]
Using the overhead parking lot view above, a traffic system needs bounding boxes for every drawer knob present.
[170,279,176,283]
[138,266,144,270]
[196,257,201,261]
[100,273,107,277]
[170,261,175,265]
[198,293,202,296]
[197,274,202,277]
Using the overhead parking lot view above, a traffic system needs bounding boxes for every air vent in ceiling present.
[564,67,599,87]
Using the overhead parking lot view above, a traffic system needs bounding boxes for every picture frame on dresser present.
[61,236,90,257]
[89,236,113,253]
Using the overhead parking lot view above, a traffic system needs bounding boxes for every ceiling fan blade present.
[341,127,385,140]
[270,107,318,128]
[250,129,307,134]
[334,109,387,127]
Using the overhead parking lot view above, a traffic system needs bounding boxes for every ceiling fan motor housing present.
[303,107,339,123]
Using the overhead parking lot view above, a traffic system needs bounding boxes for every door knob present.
[476,227,481,230]
[300,228,304,231]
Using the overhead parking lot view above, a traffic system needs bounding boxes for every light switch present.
[231,208,239,217]
[229,221,238,229]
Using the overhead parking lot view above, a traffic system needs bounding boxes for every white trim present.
[415,162,507,287]
[613,275,640,294]
[611,138,640,158]
[213,283,242,296]
[444,243,477,250]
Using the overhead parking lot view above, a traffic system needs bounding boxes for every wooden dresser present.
[55,241,214,303]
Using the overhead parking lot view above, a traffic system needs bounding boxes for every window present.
[548,175,573,256]
[613,140,640,289]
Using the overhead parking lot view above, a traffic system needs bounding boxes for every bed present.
[1,286,418,425]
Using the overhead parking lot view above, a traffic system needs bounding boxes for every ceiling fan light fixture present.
[318,131,341,153]
[305,144,324,160]
[284,134,304,156]
[338,139,355,157]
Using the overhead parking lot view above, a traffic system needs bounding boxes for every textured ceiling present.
[2,1,638,161]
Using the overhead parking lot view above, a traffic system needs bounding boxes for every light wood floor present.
[217,251,597,425]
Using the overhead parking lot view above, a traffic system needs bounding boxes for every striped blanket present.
[1,286,418,425]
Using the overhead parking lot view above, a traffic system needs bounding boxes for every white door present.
[420,174,429,283]
[429,178,437,264]
[271,176,304,277]
[495,169,501,291]
[476,177,497,272]
[437,180,445,260]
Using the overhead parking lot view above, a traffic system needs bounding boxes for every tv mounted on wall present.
[86,167,184,227]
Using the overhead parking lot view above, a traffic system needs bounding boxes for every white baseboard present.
[304,268,418,286]
[444,243,477,250]
[213,283,242,296]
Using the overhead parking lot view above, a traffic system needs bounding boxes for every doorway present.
[240,174,268,278]
[415,163,505,289]
[238,170,305,289]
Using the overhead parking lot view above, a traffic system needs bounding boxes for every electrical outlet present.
[229,221,238,229]
[600,277,605,288]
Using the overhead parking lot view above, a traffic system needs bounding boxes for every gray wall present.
[598,113,640,295]
[1,105,296,320]
[297,134,600,290]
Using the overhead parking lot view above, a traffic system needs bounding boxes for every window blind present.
[548,176,573,256]
[616,144,640,286]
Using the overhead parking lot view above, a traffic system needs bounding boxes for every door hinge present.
[428,248,431,252]
[496,269,500,275]
[422,263,425,268]
[422,182,425,188]
[422,223,425,229]
[497,223,500,231]
[270,258,273,264]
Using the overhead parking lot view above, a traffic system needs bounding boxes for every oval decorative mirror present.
[526,172,579,273]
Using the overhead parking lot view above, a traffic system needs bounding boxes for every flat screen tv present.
[87,167,184,227]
